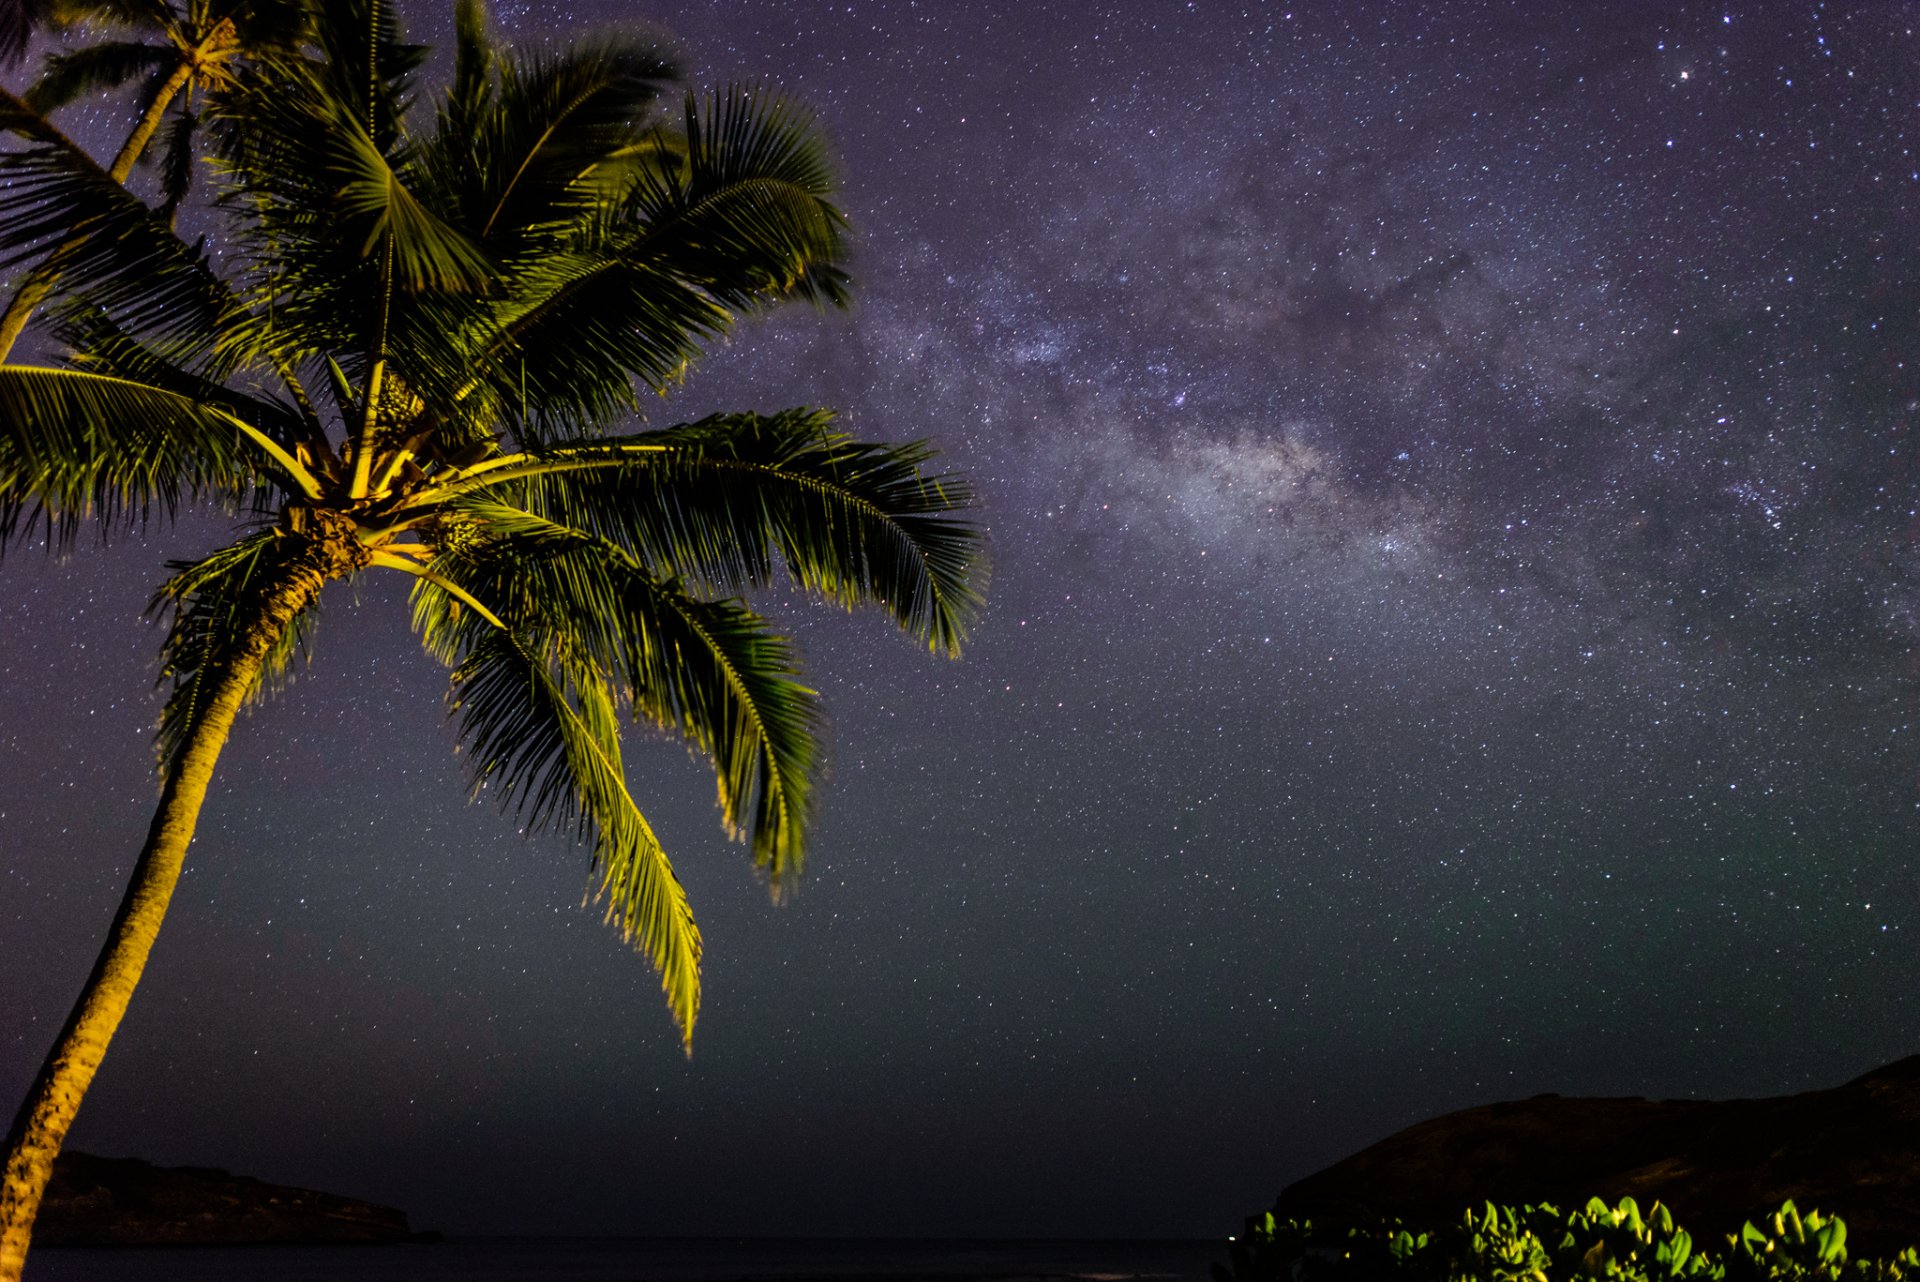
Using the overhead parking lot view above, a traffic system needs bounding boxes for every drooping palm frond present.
[23,38,170,113]
[0,87,227,342]
[634,87,851,308]
[0,0,30,65]
[149,528,321,764]
[152,103,198,221]
[421,511,822,881]
[33,0,173,31]
[0,365,308,550]
[0,0,116,67]
[441,623,703,1046]
[436,410,982,654]
[55,310,310,445]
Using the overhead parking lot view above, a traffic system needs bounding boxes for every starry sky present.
[2,0,1918,1243]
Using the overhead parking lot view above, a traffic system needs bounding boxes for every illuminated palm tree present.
[0,0,313,357]
[0,1,984,1274]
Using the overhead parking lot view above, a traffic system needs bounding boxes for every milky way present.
[2,0,1916,1239]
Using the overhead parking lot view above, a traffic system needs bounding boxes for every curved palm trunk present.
[0,58,196,361]
[0,541,335,1282]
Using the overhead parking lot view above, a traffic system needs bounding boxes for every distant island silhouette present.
[35,1152,432,1247]
[1274,1054,1920,1255]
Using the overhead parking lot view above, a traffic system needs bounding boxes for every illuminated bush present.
[1215,1198,1920,1282]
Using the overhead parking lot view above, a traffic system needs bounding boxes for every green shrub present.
[1213,1198,1920,1282]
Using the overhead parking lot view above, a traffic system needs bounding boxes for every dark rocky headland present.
[1276,1054,1920,1255]
[35,1151,429,1247]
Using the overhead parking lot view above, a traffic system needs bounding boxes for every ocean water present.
[24,1237,1226,1282]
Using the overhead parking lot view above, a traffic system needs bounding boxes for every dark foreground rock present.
[36,1151,426,1246]
[1276,1054,1920,1255]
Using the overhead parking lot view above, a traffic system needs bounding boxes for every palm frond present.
[334,119,497,293]
[307,0,423,150]
[24,39,171,113]
[440,0,494,160]
[209,0,312,54]
[40,0,173,32]
[469,251,730,439]
[153,103,198,222]
[0,0,163,66]
[0,0,27,65]
[457,86,849,440]
[442,410,984,654]
[213,68,495,300]
[423,515,821,881]
[0,365,295,551]
[440,623,703,1047]
[628,86,852,307]
[149,527,320,765]
[428,26,677,255]
[54,310,311,450]
[0,87,227,342]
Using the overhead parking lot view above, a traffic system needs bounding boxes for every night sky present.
[3,0,1918,1242]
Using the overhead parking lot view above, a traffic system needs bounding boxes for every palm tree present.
[0,0,313,358]
[0,1,985,1275]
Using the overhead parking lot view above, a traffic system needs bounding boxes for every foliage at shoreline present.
[1216,1198,1920,1282]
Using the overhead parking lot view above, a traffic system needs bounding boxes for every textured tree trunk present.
[0,529,344,1282]
[0,58,196,362]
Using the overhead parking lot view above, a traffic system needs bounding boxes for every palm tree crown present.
[0,2,983,1275]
